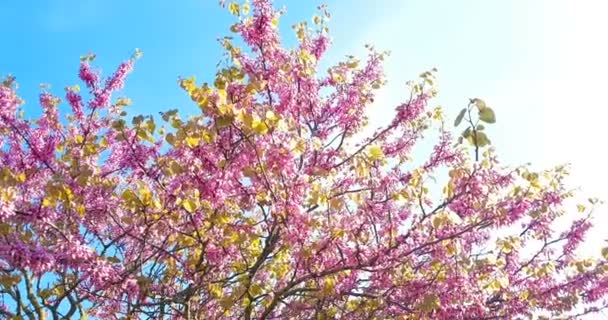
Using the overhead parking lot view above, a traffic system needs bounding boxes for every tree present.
[1,1,607,319]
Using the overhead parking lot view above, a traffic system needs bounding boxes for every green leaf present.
[473,131,490,147]
[479,107,496,123]
[454,108,466,127]
[107,256,121,264]
[476,124,485,130]
[472,98,487,110]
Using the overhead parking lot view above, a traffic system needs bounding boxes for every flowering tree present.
[1,1,607,319]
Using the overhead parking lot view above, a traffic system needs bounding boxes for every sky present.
[1,0,607,285]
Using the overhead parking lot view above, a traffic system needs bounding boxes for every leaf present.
[252,120,269,135]
[242,2,250,15]
[186,137,200,148]
[602,247,608,260]
[291,138,306,156]
[420,294,441,311]
[432,215,445,229]
[265,110,279,122]
[228,2,240,15]
[216,115,234,129]
[182,199,198,213]
[250,283,263,296]
[329,198,344,210]
[479,107,496,123]
[107,256,121,264]
[0,223,10,236]
[0,274,21,288]
[322,277,336,295]
[498,275,509,288]
[472,98,487,110]
[76,204,86,217]
[473,131,490,147]
[367,145,384,161]
[209,284,223,298]
[39,288,54,299]
[454,108,466,127]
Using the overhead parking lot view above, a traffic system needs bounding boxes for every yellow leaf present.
[432,215,445,229]
[220,298,234,309]
[322,277,336,294]
[291,138,306,156]
[446,211,462,224]
[42,198,53,207]
[312,137,323,150]
[216,115,234,129]
[250,283,263,296]
[122,189,137,202]
[420,294,441,311]
[61,186,74,201]
[271,16,279,28]
[298,50,316,65]
[367,145,384,161]
[331,71,344,84]
[186,137,200,148]
[152,199,162,210]
[169,161,184,175]
[237,109,254,128]
[182,199,199,213]
[265,110,279,122]
[329,198,344,210]
[228,2,240,15]
[39,288,54,299]
[76,204,86,217]
[217,88,227,105]
[242,2,250,15]
[218,103,235,115]
[252,119,268,135]
[355,160,369,178]
[139,187,152,206]
[209,284,223,298]
[498,275,509,288]
[0,223,10,236]
[0,274,21,287]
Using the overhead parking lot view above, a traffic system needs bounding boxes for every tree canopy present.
[1,1,607,319]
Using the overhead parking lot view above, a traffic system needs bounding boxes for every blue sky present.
[2,0,607,254]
